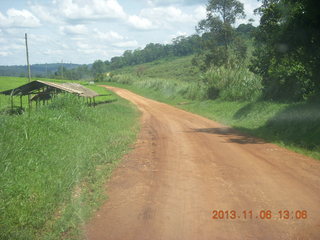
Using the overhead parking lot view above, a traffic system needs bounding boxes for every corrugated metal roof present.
[61,83,99,97]
[0,80,99,98]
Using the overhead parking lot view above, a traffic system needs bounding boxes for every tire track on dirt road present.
[86,86,320,240]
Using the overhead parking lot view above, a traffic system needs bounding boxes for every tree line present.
[4,0,318,101]
[52,19,254,81]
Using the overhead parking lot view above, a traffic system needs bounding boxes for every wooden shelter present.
[0,80,99,109]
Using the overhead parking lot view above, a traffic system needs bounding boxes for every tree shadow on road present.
[191,127,265,144]
[191,100,320,155]
[232,100,320,153]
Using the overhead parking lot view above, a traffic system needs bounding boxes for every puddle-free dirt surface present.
[86,86,320,240]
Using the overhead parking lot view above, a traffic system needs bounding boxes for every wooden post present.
[25,33,32,113]
[10,95,14,111]
[43,87,45,105]
[25,33,31,83]
[61,59,64,79]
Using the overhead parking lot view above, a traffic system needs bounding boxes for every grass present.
[103,81,320,160]
[109,63,263,102]
[203,66,262,101]
[0,77,139,239]
[112,55,200,82]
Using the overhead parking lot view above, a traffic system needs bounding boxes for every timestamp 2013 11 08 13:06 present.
[212,210,308,220]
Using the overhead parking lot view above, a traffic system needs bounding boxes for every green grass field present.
[113,55,200,82]
[0,77,139,239]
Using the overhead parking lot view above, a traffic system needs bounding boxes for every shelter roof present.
[0,80,98,98]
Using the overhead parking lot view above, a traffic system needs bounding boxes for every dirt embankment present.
[86,86,320,240]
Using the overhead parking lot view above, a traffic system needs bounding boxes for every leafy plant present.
[203,65,262,101]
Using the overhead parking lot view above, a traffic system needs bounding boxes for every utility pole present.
[25,33,31,112]
[61,59,64,79]
[25,33,31,83]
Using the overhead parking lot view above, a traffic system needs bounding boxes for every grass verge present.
[103,81,320,160]
[0,80,139,239]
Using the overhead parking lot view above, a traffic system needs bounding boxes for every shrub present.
[203,66,262,101]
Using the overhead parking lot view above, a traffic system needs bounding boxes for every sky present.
[0,0,261,66]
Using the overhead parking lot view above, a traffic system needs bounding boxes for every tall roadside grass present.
[110,65,262,102]
[111,75,208,100]
[0,92,139,239]
[202,66,263,101]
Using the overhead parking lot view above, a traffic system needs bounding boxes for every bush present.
[112,74,134,85]
[203,66,262,101]
[111,66,262,102]
[263,57,313,101]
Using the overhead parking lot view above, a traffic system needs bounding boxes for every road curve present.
[86,86,320,240]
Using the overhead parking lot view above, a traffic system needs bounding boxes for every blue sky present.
[0,0,261,65]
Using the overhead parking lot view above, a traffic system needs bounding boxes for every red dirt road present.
[86,86,320,240]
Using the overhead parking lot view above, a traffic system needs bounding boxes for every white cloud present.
[43,49,63,55]
[76,42,90,49]
[194,5,206,22]
[60,24,89,35]
[29,5,60,24]
[164,31,188,44]
[239,0,261,26]
[0,8,41,28]
[148,0,206,6]
[113,40,138,48]
[138,6,197,29]
[128,15,154,30]
[0,51,12,56]
[94,29,124,41]
[0,43,24,51]
[172,31,188,38]
[28,34,50,43]
[54,0,126,21]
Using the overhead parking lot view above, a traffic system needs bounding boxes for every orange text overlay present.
[212,210,308,220]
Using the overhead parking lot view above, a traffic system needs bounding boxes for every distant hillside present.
[0,63,81,78]
[113,55,200,82]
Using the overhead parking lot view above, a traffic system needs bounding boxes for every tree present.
[195,0,246,68]
[206,0,245,50]
[250,0,320,100]
[236,23,256,38]
[92,60,106,81]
